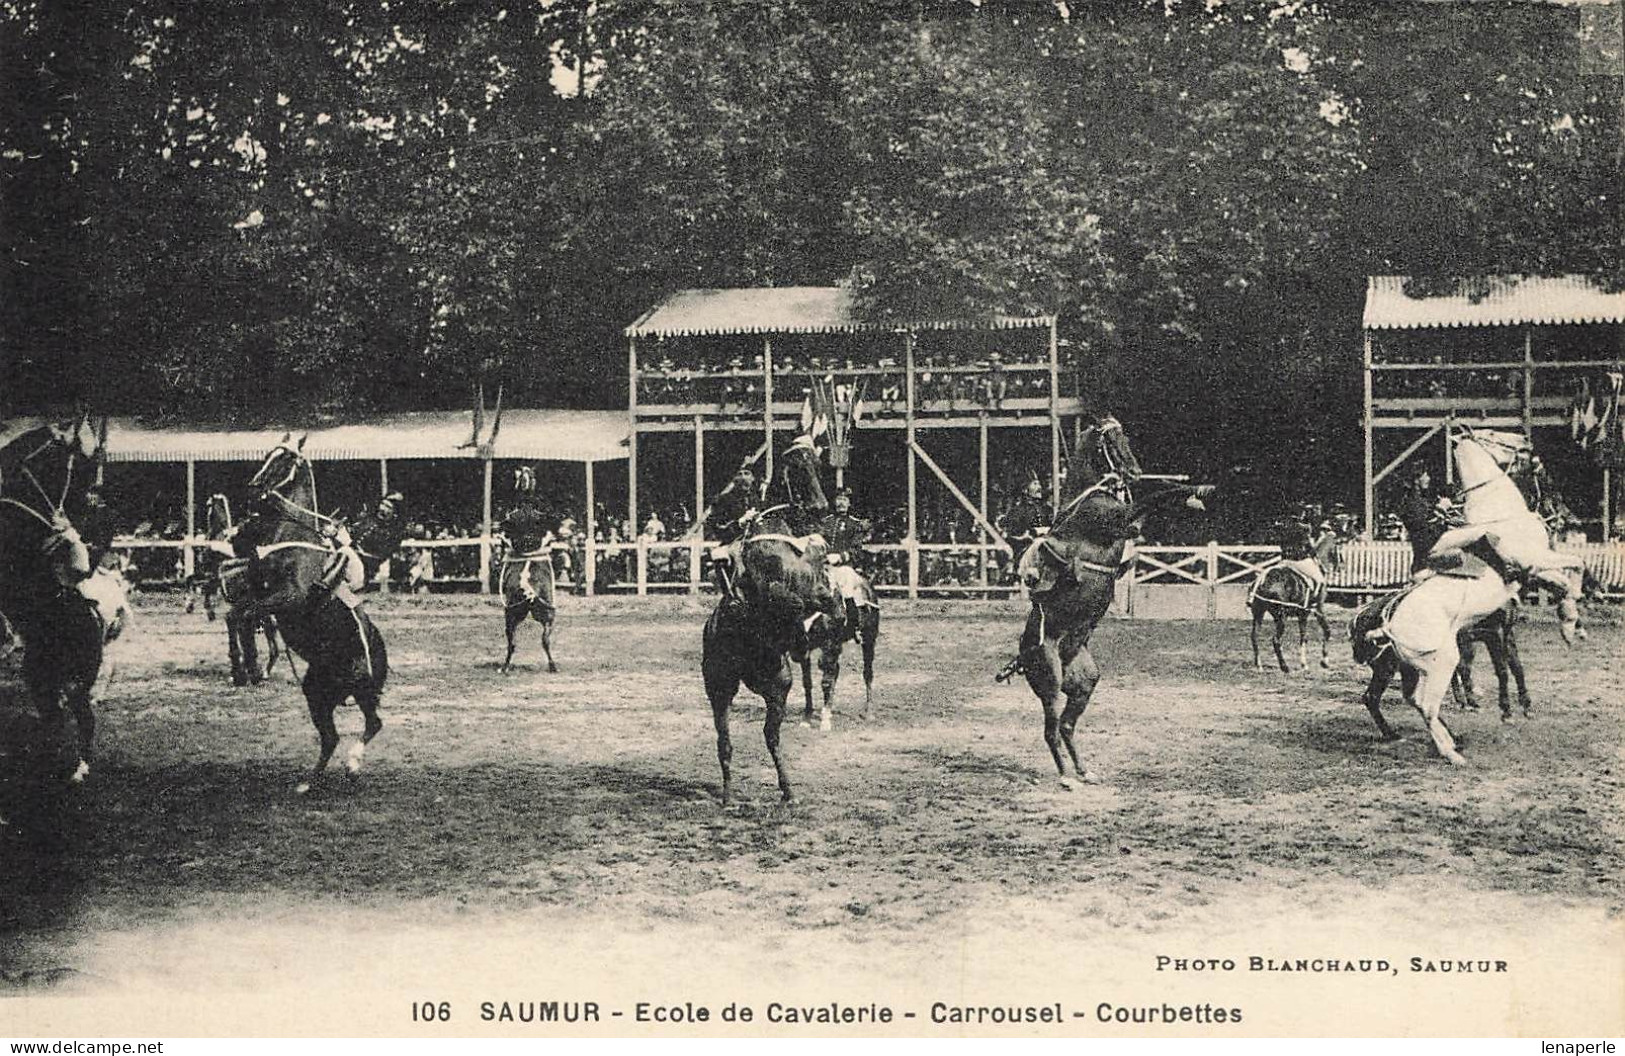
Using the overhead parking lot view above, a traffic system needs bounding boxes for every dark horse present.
[195,493,286,686]
[232,436,389,793]
[702,435,844,804]
[0,415,106,788]
[1007,416,1213,786]
[1248,518,1347,673]
[798,583,879,732]
[498,504,558,673]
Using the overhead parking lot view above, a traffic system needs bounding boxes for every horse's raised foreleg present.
[1407,655,1467,766]
[1362,653,1403,742]
[538,611,558,673]
[296,675,342,795]
[1056,639,1102,786]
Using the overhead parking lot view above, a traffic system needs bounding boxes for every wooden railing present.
[111,535,1625,605]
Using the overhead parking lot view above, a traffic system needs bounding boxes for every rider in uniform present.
[818,488,872,567]
[316,492,403,604]
[818,487,874,610]
[705,467,759,596]
[998,477,1052,582]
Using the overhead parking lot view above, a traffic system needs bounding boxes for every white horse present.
[1430,428,1585,642]
[1367,427,1583,766]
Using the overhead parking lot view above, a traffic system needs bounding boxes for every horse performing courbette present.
[0,411,1618,1032]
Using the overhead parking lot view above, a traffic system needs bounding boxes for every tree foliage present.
[1,0,1619,503]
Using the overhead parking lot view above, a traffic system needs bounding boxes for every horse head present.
[248,435,318,517]
[1450,424,1527,479]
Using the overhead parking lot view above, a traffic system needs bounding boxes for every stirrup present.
[994,655,1025,683]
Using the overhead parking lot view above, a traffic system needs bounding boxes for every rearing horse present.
[1351,426,1583,764]
[235,437,389,793]
[0,415,106,786]
[701,434,843,805]
[1007,416,1213,786]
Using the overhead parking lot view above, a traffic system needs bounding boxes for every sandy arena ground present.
[1,594,1621,1036]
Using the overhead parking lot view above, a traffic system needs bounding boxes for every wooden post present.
[1048,318,1061,516]
[978,411,989,589]
[1206,540,1220,619]
[479,456,494,593]
[1604,467,1613,543]
[378,458,391,593]
[585,460,597,596]
[628,336,639,547]
[1444,421,1453,487]
[692,414,705,592]
[183,458,196,580]
[1363,331,1375,535]
[763,337,774,494]
[905,329,918,598]
[1522,327,1535,440]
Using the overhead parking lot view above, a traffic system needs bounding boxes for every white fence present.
[113,535,1625,610]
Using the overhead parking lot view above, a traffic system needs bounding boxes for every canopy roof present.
[1364,275,1625,330]
[4,410,629,464]
[625,286,1053,338]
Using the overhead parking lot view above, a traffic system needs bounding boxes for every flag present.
[800,375,831,441]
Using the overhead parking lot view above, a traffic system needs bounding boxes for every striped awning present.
[4,410,630,464]
[1364,275,1625,330]
[625,287,1052,338]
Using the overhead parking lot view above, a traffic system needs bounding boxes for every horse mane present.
[1060,425,1103,508]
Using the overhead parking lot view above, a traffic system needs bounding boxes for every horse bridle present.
[252,445,336,536]
[1053,419,1135,529]
[1453,427,1531,498]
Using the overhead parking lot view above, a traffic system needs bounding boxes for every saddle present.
[501,549,555,607]
[1019,535,1123,595]
[1352,587,1414,665]
[1249,560,1325,610]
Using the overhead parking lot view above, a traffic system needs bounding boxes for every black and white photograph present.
[2,0,1622,1041]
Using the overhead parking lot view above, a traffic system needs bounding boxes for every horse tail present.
[759,579,808,642]
[364,613,389,693]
